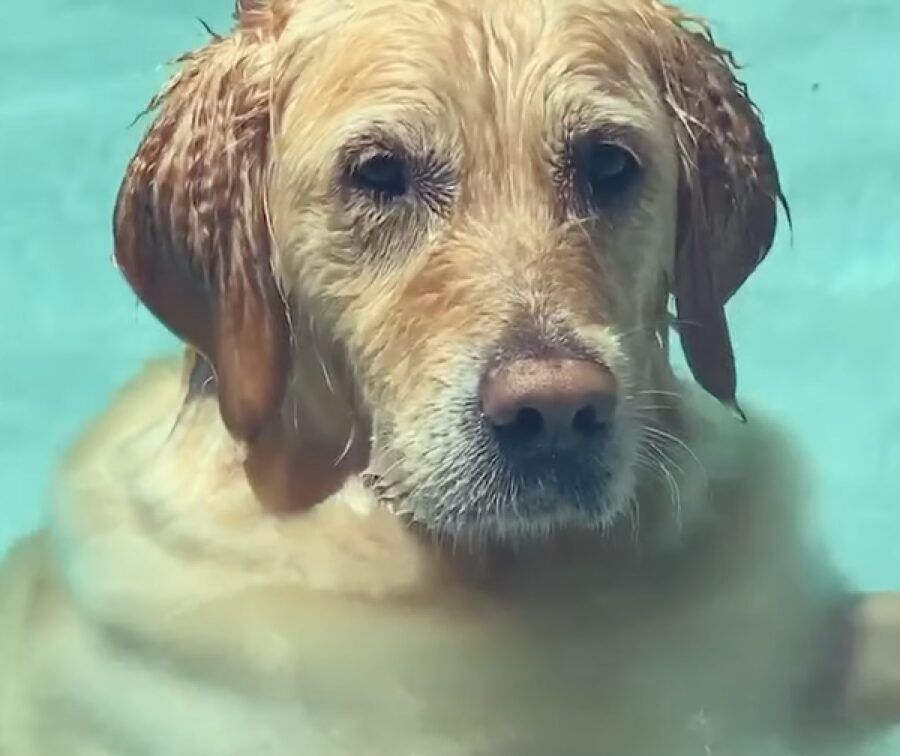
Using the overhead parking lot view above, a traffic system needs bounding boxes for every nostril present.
[510,407,544,438]
[480,358,617,453]
[491,406,545,442]
[572,404,606,437]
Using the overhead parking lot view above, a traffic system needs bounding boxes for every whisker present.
[312,342,336,395]
[614,319,671,342]
[634,389,682,399]
[625,495,641,544]
[642,436,685,479]
[643,425,706,482]
[637,440,683,531]
[333,424,356,466]
[632,404,676,413]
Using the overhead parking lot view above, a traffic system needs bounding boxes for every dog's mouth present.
[360,403,635,542]
[353,324,644,541]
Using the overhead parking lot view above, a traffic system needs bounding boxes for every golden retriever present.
[2,0,900,754]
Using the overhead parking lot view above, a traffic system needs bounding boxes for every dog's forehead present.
[278,0,657,128]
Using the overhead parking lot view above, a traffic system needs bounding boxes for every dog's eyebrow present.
[556,90,657,140]
[567,121,647,155]
[337,120,426,161]
[561,108,651,146]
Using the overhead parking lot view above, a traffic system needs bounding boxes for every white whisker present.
[637,440,683,531]
[333,424,356,466]
[643,425,706,484]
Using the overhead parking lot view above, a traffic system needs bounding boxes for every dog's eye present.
[572,137,641,205]
[350,153,409,200]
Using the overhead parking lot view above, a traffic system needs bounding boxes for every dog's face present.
[114,0,784,543]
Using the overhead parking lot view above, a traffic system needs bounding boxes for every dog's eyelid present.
[570,123,646,166]
[342,141,406,174]
[340,122,417,162]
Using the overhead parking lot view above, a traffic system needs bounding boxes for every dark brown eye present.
[350,153,409,200]
[571,137,641,205]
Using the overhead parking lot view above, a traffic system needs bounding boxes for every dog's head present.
[115,0,785,543]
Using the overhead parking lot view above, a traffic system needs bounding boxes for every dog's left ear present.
[640,5,788,414]
[114,3,369,512]
[113,4,290,444]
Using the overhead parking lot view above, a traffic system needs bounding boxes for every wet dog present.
[2,1,900,754]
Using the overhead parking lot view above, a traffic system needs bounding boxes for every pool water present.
[1,0,898,753]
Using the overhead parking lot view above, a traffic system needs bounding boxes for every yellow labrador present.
[2,1,899,754]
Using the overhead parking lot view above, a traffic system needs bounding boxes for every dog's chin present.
[362,443,637,547]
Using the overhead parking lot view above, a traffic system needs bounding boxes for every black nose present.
[480,358,617,460]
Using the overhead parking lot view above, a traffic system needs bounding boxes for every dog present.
[2,1,900,754]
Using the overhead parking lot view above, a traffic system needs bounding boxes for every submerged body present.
[0,358,844,756]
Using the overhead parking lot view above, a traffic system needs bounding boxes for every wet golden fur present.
[2,0,899,754]
[0,359,837,755]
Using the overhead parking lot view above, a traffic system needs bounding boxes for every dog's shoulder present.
[642,381,816,559]
[692,384,811,511]
[59,355,186,480]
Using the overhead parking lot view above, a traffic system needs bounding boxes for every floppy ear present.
[114,2,290,443]
[642,5,788,414]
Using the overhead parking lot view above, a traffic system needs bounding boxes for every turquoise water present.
[1,0,898,750]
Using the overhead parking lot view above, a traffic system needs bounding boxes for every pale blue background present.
[1,0,898,597]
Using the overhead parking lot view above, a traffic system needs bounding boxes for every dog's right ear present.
[114,2,291,444]
[634,3,787,416]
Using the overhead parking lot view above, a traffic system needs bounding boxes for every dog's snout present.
[481,358,617,455]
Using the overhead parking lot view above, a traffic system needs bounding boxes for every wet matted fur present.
[2,1,900,754]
